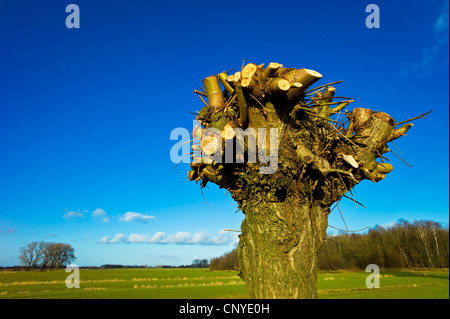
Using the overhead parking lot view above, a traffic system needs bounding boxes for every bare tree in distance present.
[187,62,429,298]
[18,241,44,269]
[19,241,76,270]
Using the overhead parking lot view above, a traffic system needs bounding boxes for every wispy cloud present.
[91,208,111,222]
[0,228,16,234]
[100,230,238,246]
[118,212,156,223]
[399,1,449,76]
[62,209,85,220]
[435,0,449,33]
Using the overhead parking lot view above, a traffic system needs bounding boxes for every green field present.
[0,268,448,299]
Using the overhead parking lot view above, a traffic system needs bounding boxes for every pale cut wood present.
[242,63,258,79]
[268,78,290,94]
[233,71,241,82]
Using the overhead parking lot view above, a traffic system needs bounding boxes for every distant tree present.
[318,220,449,270]
[20,241,76,270]
[45,243,76,269]
[200,259,208,268]
[209,249,238,271]
[192,259,209,268]
[18,241,45,269]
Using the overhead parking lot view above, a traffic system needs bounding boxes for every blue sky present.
[0,0,448,267]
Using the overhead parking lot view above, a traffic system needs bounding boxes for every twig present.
[336,172,357,208]
[395,110,432,127]
[326,122,357,147]
[330,198,342,214]
[305,80,344,95]
[200,185,210,207]
[169,153,190,173]
[194,89,207,97]
[336,202,350,235]
[198,95,208,107]
[183,137,201,145]
[389,148,413,168]
[342,194,366,208]
[391,141,402,154]
[249,94,265,109]
[310,96,354,101]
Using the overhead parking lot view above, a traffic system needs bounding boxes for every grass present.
[0,268,447,299]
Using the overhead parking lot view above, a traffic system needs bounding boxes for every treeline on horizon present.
[209,219,449,271]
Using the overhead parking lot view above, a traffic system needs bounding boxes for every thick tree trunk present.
[238,198,330,299]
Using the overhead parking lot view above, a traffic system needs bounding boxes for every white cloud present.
[100,230,238,246]
[101,233,126,244]
[150,232,166,243]
[128,233,151,243]
[118,212,156,223]
[91,208,111,222]
[110,233,126,243]
[62,210,85,220]
[91,208,106,217]
[100,236,111,243]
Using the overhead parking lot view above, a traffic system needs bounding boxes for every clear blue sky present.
[0,0,448,267]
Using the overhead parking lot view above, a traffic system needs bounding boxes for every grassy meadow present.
[0,268,448,299]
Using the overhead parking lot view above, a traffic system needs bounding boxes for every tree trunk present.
[238,198,329,298]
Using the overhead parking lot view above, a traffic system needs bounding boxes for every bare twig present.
[327,122,358,147]
[200,185,210,207]
[391,141,402,154]
[336,202,350,235]
[169,153,190,173]
[395,110,432,127]
[389,148,413,168]
[342,194,366,208]
[194,89,207,97]
[198,95,208,107]
[305,80,344,95]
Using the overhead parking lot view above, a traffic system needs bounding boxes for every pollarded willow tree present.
[187,62,423,299]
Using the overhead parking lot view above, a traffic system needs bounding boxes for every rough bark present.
[239,199,329,298]
[188,62,416,298]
